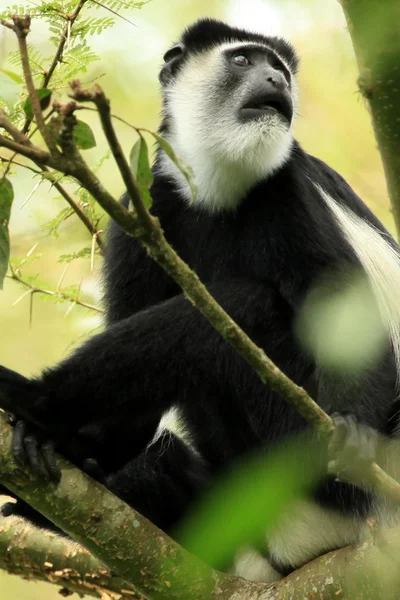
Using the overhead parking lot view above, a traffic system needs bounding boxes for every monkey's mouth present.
[240,92,293,125]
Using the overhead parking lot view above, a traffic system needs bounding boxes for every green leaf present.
[73,120,97,150]
[176,435,322,569]
[129,136,153,208]
[0,69,23,84]
[0,178,14,290]
[23,88,52,120]
[0,71,22,109]
[146,130,197,202]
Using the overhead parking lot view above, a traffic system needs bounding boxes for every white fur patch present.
[233,548,281,583]
[267,500,367,569]
[317,186,400,378]
[148,407,197,453]
[233,500,367,583]
[157,42,296,212]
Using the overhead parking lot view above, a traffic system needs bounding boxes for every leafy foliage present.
[0,178,14,289]
[73,119,97,149]
[58,247,92,262]
[177,435,322,569]
[23,88,52,120]
[42,207,76,238]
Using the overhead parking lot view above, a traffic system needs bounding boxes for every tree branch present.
[2,441,400,599]
[2,16,60,156]
[338,0,400,237]
[0,412,266,600]
[0,110,104,249]
[0,516,141,599]
[0,133,52,165]
[7,265,104,314]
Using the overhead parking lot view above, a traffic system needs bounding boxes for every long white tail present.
[316,185,400,376]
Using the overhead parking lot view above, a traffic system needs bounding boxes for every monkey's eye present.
[273,62,286,73]
[232,54,250,66]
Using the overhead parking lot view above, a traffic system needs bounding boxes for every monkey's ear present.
[159,43,185,87]
[163,43,184,63]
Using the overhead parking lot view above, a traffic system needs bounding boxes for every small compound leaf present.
[23,88,52,120]
[129,136,153,208]
[73,120,97,150]
[0,178,14,290]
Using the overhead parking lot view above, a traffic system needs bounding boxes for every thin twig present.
[43,0,88,89]
[8,266,103,314]
[0,155,42,174]
[0,116,104,250]
[88,0,137,28]
[51,175,104,251]
[0,110,33,146]
[71,81,153,231]
[0,133,52,164]
[19,0,88,136]
[2,16,59,155]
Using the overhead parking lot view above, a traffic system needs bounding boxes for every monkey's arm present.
[103,194,179,325]
[0,279,392,479]
[0,281,295,448]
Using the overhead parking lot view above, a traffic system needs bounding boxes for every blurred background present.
[0,0,394,597]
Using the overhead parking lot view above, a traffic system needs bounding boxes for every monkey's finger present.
[11,421,28,468]
[24,434,49,481]
[6,411,17,426]
[41,441,61,482]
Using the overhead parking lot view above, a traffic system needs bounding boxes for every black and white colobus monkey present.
[1,17,400,582]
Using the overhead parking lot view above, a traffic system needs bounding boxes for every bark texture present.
[339,0,400,235]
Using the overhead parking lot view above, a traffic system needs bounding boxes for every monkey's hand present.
[328,413,379,485]
[0,365,61,481]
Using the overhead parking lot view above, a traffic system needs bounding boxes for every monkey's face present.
[160,42,296,165]
[157,35,298,211]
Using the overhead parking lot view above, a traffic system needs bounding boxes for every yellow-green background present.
[0,0,393,597]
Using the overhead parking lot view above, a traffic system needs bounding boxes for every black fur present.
[180,18,299,73]
[0,18,398,576]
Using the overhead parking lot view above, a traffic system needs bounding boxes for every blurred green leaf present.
[129,136,153,208]
[176,435,322,569]
[0,69,23,84]
[0,178,14,290]
[73,120,97,150]
[296,269,387,373]
[23,88,52,120]
[0,71,22,110]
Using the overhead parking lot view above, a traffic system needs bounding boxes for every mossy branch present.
[338,0,400,237]
[0,516,141,599]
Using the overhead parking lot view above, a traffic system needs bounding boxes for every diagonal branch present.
[0,516,140,599]
[2,415,400,600]
[0,413,249,600]
[7,265,104,314]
